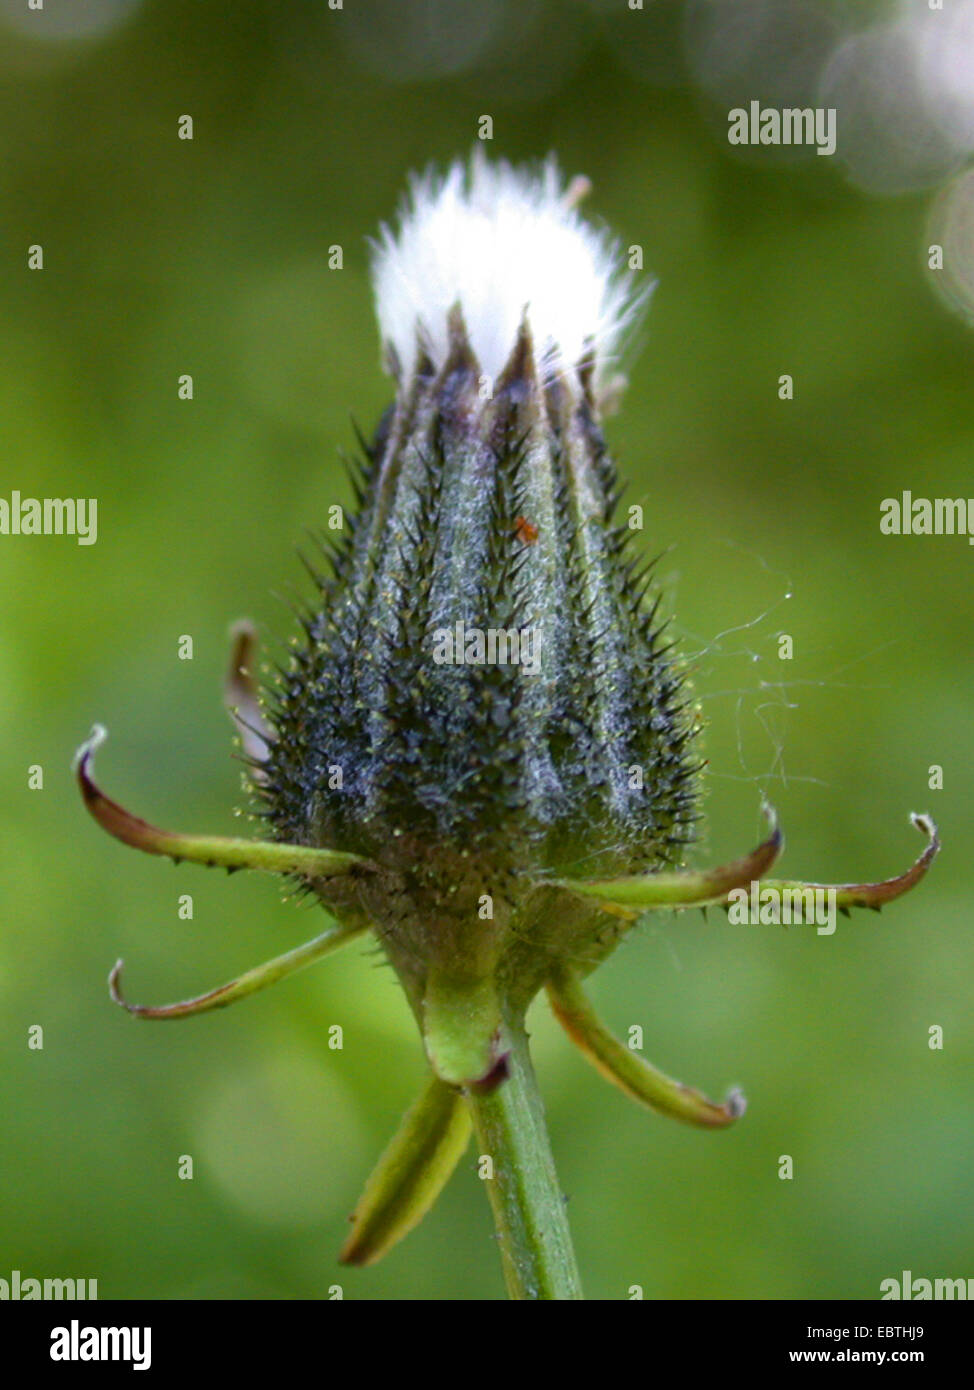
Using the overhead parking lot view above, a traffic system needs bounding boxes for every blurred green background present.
[1,0,972,1301]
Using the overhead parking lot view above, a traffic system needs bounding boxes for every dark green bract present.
[257,311,700,1044]
[262,312,697,877]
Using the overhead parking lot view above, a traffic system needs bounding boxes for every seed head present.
[257,154,698,1019]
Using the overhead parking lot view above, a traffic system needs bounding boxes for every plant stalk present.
[465,1016,583,1300]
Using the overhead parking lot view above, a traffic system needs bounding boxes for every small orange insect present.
[513,515,538,544]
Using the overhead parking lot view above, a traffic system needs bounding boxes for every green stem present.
[465,1017,583,1300]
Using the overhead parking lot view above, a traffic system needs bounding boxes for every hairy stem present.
[465,1017,583,1300]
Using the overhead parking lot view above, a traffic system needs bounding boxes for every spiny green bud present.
[258,155,698,1068]
[262,315,697,870]
[74,155,938,1284]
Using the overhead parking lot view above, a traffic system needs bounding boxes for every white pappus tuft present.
[370,151,648,399]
